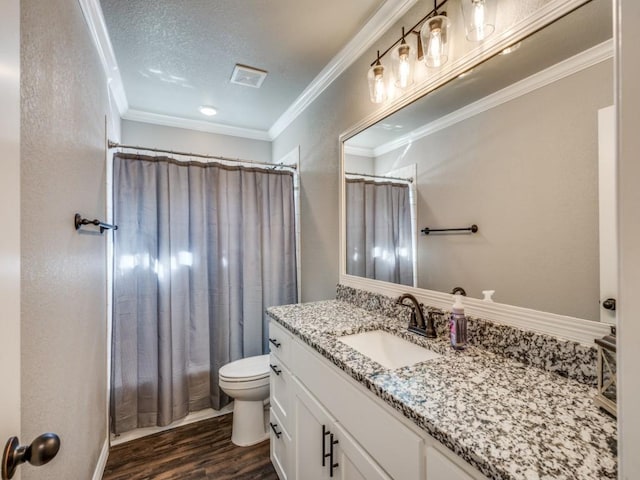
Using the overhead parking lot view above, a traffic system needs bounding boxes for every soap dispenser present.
[450,294,468,350]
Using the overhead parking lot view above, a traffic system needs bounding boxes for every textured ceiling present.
[100,0,386,132]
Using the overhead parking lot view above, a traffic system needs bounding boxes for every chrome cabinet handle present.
[269,364,282,375]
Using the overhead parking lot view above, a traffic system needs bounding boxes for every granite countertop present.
[266,300,617,480]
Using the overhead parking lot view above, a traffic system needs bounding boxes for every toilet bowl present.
[219,354,270,446]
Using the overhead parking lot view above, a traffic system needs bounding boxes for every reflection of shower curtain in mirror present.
[346,179,413,285]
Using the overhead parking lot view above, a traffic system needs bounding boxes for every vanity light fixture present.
[391,28,416,89]
[367,0,495,104]
[368,51,388,104]
[421,14,451,68]
[461,0,496,42]
[199,105,217,116]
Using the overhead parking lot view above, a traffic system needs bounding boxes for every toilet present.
[219,354,271,446]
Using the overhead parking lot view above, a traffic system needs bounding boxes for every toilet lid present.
[219,354,270,382]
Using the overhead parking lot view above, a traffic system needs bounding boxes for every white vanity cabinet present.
[268,320,488,480]
[294,379,392,480]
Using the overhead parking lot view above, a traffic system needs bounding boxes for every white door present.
[0,0,22,478]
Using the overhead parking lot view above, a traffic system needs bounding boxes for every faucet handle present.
[408,310,417,328]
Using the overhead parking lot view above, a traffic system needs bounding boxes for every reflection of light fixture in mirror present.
[461,0,496,42]
[368,51,387,104]
[458,68,474,79]
[391,28,416,89]
[421,14,451,68]
[500,42,522,55]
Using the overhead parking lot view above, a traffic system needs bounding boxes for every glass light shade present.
[391,39,416,89]
[461,0,496,42]
[420,15,451,68]
[367,63,387,103]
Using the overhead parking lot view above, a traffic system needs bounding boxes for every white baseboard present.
[92,437,109,480]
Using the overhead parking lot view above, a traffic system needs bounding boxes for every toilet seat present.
[219,354,270,383]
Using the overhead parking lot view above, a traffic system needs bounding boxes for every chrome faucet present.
[397,293,437,338]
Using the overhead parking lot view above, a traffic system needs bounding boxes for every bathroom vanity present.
[266,298,616,480]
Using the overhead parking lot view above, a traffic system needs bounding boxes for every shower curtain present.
[111,153,297,434]
[345,178,413,286]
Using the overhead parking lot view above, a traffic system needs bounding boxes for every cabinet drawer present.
[269,321,293,365]
[292,340,423,480]
[270,408,293,480]
[270,355,294,432]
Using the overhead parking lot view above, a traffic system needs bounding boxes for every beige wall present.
[122,120,272,164]
[21,0,114,478]
[370,61,612,320]
[272,25,391,302]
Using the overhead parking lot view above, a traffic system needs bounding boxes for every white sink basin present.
[337,330,441,369]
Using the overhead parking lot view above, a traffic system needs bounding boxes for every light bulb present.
[392,35,415,89]
[462,0,495,42]
[368,62,387,104]
[421,15,450,68]
[374,70,386,103]
[427,28,444,67]
[397,45,411,88]
[472,0,486,40]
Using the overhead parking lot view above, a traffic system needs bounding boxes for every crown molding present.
[373,39,614,157]
[122,109,271,141]
[77,0,128,115]
[268,0,419,140]
[339,275,610,346]
[344,144,376,158]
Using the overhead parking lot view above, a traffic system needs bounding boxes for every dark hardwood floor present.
[103,414,278,480]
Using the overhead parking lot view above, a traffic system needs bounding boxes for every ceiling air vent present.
[230,64,268,88]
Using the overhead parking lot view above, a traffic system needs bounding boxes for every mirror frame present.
[339,0,611,346]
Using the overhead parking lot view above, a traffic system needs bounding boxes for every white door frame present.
[0,0,22,478]
[616,0,640,478]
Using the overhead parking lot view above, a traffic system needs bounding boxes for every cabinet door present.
[426,446,475,480]
[332,423,392,480]
[294,380,334,480]
[294,379,392,480]
[270,408,294,480]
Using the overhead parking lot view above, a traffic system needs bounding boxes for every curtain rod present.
[345,171,413,183]
[108,140,297,170]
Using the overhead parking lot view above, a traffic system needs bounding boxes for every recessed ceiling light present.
[199,105,217,116]
[458,69,474,79]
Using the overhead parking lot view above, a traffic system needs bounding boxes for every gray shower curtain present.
[111,153,297,434]
[345,178,413,286]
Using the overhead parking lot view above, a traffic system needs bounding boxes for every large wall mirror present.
[341,0,614,324]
